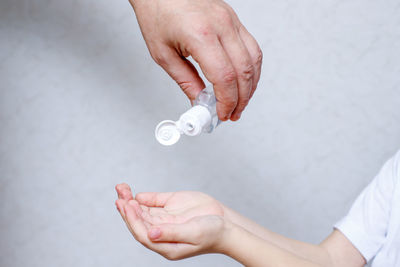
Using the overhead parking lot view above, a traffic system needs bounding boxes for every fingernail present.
[149,228,161,240]
[221,115,230,121]
[229,114,239,121]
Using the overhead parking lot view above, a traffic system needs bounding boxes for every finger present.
[151,46,205,101]
[123,200,150,243]
[115,183,134,201]
[124,200,195,259]
[238,25,263,99]
[135,192,174,207]
[148,221,198,244]
[125,200,155,230]
[189,37,238,121]
[220,29,254,121]
[115,199,128,222]
[123,200,147,236]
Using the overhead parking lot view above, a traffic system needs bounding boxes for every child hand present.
[115,184,230,260]
[115,183,225,225]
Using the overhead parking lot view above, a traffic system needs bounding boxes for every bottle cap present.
[155,105,212,146]
[155,120,181,146]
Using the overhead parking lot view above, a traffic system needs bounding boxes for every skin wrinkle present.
[128,0,262,120]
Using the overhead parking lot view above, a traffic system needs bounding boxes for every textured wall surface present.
[1,0,399,266]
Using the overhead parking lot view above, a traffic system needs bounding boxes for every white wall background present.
[1,0,399,266]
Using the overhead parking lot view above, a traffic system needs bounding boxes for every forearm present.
[223,206,332,266]
[219,222,325,267]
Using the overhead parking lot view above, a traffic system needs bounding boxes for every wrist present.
[221,204,244,227]
[214,219,236,255]
[217,220,256,266]
[221,204,234,222]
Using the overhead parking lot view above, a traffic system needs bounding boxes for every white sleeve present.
[334,151,400,262]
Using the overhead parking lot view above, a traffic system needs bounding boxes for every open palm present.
[116,183,224,225]
[115,183,227,260]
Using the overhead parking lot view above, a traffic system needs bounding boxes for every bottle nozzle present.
[155,120,181,146]
[155,85,218,146]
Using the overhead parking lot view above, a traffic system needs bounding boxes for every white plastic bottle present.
[155,85,221,146]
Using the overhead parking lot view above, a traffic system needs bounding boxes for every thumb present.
[148,221,198,244]
[153,47,205,101]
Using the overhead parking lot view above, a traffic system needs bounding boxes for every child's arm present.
[223,206,365,267]
[117,198,322,266]
[115,184,365,267]
[221,221,323,267]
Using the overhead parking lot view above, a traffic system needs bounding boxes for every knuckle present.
[215,7,233,26]
[221,69,237,85]
[177,81,195,95]
[121,190,130,199]
[150,51,168,66]
[254,48,263,66]
[239,63,254,82]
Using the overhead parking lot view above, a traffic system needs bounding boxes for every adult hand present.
[115,184,230,260]
[129,0,263,121]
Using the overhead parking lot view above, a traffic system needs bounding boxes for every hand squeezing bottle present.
[155,85,221,146]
